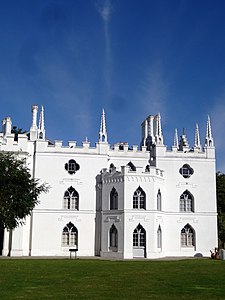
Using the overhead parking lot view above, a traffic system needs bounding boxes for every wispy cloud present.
[137,62,169,119]
[97,0,113,97]
[97,0,113,23]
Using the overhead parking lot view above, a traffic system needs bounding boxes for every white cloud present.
[138,63,169,119]
[97,0,113,23]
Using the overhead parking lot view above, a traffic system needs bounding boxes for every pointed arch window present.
[157,226,162,249]
[109,224,118,251]
[109,163,115,173]
[180,190,194,212]
[157,189,162,211]
[63,187,79,210]
[110,187,118,210]
[62,222,78,247]
[127,161,136,171]
[133,224,146,247]
[181,224,195,247]
[133,187,146,209]
[145,165,150,172]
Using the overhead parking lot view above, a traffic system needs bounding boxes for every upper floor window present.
[110,187,118,210]
[63,186,79,210]
[133,186,146,209]
[180,190,194,212]
[145,165,150,172]
[65,159,80,175]
[179,164,194,179]
[109,163,115,173]
[127,161,136,171]
[157,189,162,211]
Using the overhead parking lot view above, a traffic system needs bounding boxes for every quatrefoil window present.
[65,159,80,175]
[179,164,194,179]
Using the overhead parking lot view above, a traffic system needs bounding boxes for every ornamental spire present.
[38,105,45,140]
[154,113,163,145]
[99,109,107,143]
[173,128,179,148]
[194,123,201,149]
[205,115,214,147]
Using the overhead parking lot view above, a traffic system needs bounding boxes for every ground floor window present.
[109,224,118,251]
[133,224,146,258]
[181,224,195,247]
[62,222,78,247]
[157,226,162,249]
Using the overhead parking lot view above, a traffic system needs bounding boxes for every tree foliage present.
[0,152,48,230]
[216,172,225,248]
[11,126,27,141]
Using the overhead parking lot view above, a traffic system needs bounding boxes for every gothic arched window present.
[157,189,162,211]
[110,187,118,210]
[133,187,146,209]
[133,224,146,247]
[127,161,136,171]
[63,187,79,210]
[181,224,195,247]
[157,226,162,249]
[109,224,118,251]
[180,190,194,212]
[62,222,78,247]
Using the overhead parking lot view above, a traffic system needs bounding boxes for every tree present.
[216,172,225,248]
[0,152,48,230]
[11,126,28,141]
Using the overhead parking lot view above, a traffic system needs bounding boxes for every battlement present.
[0,106,215,161]
[101,163,164,180]
[33,139,149,158]
[0,132,29,153]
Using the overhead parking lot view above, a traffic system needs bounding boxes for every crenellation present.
[68,141,76,148]
[131,145,138,152]
[54,140,63,148]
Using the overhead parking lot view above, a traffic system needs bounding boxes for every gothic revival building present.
[0,105,217,258]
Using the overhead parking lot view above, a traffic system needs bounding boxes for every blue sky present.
[1,0,225,171]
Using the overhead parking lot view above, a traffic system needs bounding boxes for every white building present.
[0,105,217,258]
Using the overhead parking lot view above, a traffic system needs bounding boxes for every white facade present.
[0,106,217,258]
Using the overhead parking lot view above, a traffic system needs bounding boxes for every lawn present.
[0,258,224,299]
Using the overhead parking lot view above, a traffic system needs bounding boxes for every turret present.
[141,113,164,149]
[179,129,190,152]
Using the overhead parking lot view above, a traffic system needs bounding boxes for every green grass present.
[0,258,224,299]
